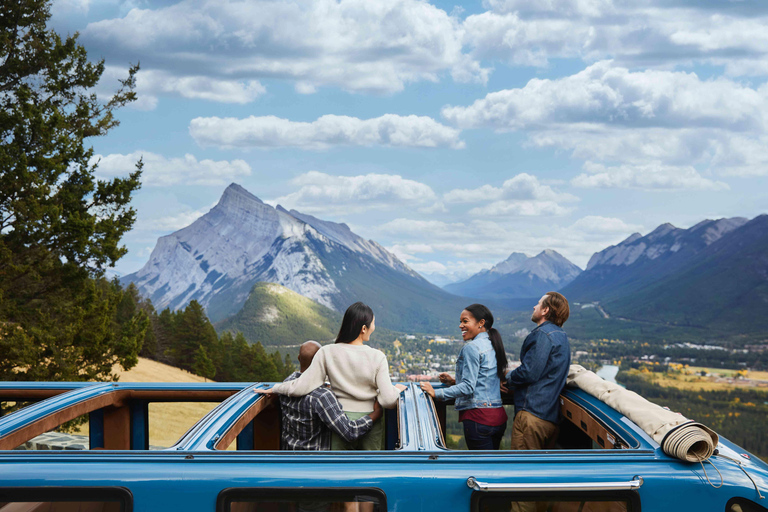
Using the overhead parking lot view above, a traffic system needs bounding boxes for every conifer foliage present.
[141,300,293,382]
[0,0,145,381]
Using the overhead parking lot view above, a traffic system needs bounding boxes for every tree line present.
[618,371,768,461]
[125,284,293,382]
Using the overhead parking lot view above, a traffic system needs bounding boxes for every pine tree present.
[166,301,217,371]
[192,344,216,381]
[0,0,143,381]
[283,353,295,377]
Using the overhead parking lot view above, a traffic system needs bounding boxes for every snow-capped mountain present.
[563,217,749,301]
[123,183,464,331]
[562,215,768,334]
[444,250,582,299]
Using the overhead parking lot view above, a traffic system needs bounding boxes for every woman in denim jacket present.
[421,304,508,450]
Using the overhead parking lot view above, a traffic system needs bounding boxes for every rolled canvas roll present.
[566,365,718,462]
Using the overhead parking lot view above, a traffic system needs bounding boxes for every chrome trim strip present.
[467,476,643,492]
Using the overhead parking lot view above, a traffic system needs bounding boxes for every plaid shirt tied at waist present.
[279,371,374,451]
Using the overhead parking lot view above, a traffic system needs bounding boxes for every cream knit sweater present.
[270,343,401,412]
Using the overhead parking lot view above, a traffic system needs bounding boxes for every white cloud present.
[92,151,252,186]
[444,173,578,217]
[270,171,440,214]
[190,114,464,150]
[443,62,768,187]
[468,200,574,217]
[707,134,768,177]
[463,1,768,75]
[82,0,487,98]
[442,62,766,131]
[387,243,435,264]
[572,162,729,191]
[100,67,266,111]
[143,205,214,231]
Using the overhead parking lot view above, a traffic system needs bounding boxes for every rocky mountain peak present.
[220,183,264,206]
[584,217,750,271]
[646,222,678,242]
[490,252,529,274]
[690,217,749,245]
[122,184,424,320]
[619,233,643,245]
[445,249,581,299]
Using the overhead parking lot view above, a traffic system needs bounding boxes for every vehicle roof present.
[0,380,659,454]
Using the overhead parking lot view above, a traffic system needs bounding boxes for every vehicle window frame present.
[470,489,641,511]
[217,487,387,512]
[428,388,640,451]
[0,486,133,511]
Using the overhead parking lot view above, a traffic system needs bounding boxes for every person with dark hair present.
[420,304,508,450]
[256,302,406,451]
[503,292,571,451]
[278,341,382,451]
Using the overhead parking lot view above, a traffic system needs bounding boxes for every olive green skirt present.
[331,411,384,451]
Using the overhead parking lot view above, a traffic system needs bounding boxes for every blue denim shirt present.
[434,332,503,411]
[506,321,570,424]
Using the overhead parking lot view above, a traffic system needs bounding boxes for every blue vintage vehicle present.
[0,380,766,512]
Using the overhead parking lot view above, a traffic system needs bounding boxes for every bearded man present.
[504,292,570,451]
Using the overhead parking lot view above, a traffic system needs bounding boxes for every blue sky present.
[51,0,768,281]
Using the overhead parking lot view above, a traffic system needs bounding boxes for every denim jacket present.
[506,321,571,424]
[434,332,503,411]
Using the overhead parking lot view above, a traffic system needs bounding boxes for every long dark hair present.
[464,303,507,379]
[335,302,374,344]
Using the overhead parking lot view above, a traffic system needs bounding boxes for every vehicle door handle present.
[467,476,643,492]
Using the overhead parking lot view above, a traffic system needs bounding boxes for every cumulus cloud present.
[100,67,266,110]
[270,171,441,214]
[442,62,767,131]
[463,0,768,75]
[92,151,252,186]
[189,114,464,150]
[81,0,487,99]
[444,173,578,217]
[443,62,768,187]
[572,162,729,191]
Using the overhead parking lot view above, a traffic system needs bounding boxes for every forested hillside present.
[216,282,341,346]
[619,370,768,461]
[128,285,293,383]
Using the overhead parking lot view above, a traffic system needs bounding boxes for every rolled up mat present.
[567,365,719,462]
[662,421,719,462]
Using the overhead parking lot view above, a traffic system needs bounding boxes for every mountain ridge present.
[123,183,466,332]
[445,250,581,299]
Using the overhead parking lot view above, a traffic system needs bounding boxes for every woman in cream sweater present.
[258,302,406,450]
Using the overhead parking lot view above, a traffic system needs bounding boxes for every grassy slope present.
[215,282,342,346]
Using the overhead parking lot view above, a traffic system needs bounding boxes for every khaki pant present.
[510,410,558,451]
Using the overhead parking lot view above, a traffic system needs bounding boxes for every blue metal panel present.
[89,409,104,450]
[0,383,114,439]
[130,400,149,450]
[173,384,263,451]
[236,420,254,451]
[0,382,97,393]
